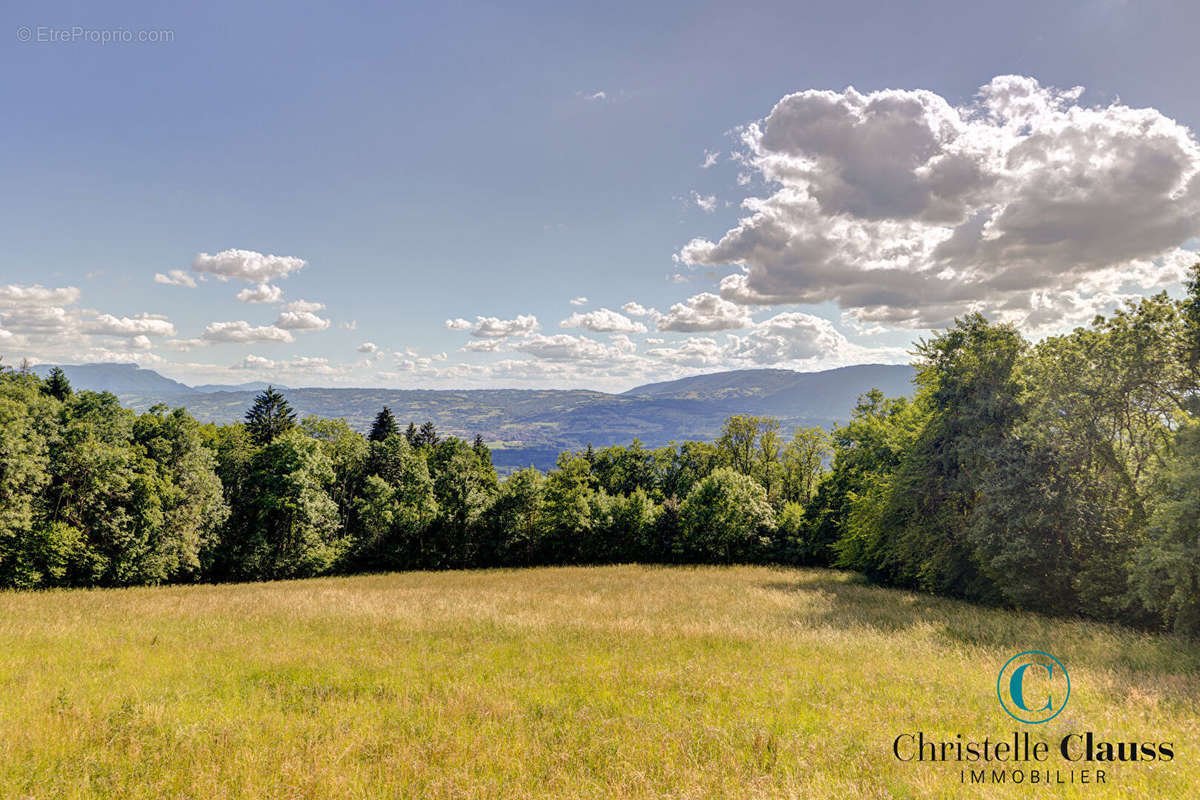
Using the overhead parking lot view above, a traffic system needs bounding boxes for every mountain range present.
[31,362,915,470]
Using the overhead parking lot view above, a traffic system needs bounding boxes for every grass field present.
[0,565,1197,799]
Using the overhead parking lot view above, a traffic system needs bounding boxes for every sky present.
[3,0,1200,390]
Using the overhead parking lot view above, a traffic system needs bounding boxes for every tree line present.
[1,265,1198,633]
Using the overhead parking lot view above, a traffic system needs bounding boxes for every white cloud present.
[645,337,727,367]
[446,314,540,339]
[234,354,275,370]
[275,310,331,331]
[621,301,655,317]
[726,313,860,363]
[357,342,378,354]
[236,283,283,303]
[1,305,77,335]
[515,333,636,363]
[85,313,176,338]
[0,285,81,307]
[679,76,1200,331]
[191,249,307,283]
[283,299,325,313]
[569,296,589,306]
[560,308,648,334]
[232,355,336,375]
[154,270,197,288]
[201,321,294,344]
[656,292,753,332]
[692,191,718,213]
[701,150,720,169]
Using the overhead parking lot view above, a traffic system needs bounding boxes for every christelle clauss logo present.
[996,651,1070,724]
[891,650,1174,787]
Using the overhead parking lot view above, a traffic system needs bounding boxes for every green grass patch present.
[0,565,1196,798]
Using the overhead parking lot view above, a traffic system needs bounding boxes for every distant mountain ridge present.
[31,362,195,395]
[29,362,915,471]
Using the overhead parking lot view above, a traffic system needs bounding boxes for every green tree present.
[717,415,778,476]
[237,430,343,579]
[1132,420,1200,634]
[368,406,399,442]
[41,367,72,402]
[781,426,831,504]
[244,386,296,446]
[355,437,437,568]
[679,467,774,563]
[483,467,544,565]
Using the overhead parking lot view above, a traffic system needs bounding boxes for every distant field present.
[0,566,1196,799]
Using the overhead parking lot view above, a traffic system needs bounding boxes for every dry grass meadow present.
[0,564,1197,799]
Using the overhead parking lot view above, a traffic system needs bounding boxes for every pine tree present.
[472,434,492,467]
[369,406,399,442]
[42,367,72,401]
[416,420,439,448]
[244,386,297,446]
[404,422,418,447]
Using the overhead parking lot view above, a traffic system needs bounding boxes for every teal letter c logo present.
[997,651,1069,724]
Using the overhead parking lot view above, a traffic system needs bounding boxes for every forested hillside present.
[41,363,913,470]
[2,266,1198,634]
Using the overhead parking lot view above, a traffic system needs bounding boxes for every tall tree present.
[244,386,296,446]
[41,367,72,402]
[368,406,399,442]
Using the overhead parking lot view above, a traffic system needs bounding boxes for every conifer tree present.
[369,406,399,442]
[42,367,72,402]
[416,420,439,448]
[244,386,297,446]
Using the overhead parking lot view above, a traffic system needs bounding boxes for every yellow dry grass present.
[0,565,1196,798]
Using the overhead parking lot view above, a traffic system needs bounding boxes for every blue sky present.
[3,0,1200,388]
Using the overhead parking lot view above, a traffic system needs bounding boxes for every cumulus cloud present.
[515,333,636,363]
[560,308,648,333]
[236,283,283,303]
[201,321,294,344]
[655,292,754,332]
[275,310,331,331]
[678,76,1200,330]
[0,285,81,306]
[726,312,868,363]
[645,336,727,367]
[621,301,655,317]
[191,249,307,283]
[701,149,720,168]
[569,296,589,306]
[445,314,540,339]
[85,313,176,338]
[357,342,378,354]
[234,354,276,370]
[283,299,325,313]
[154,270,197,288]
[1,305,77,335]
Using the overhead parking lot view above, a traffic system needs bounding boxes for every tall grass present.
[0,565,1196,798]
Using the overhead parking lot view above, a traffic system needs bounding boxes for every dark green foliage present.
[244,386,296,446]
[368,407,398,442]
[415,421,439,449]
[1132,421,1200,634]
[41,367,72,402]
